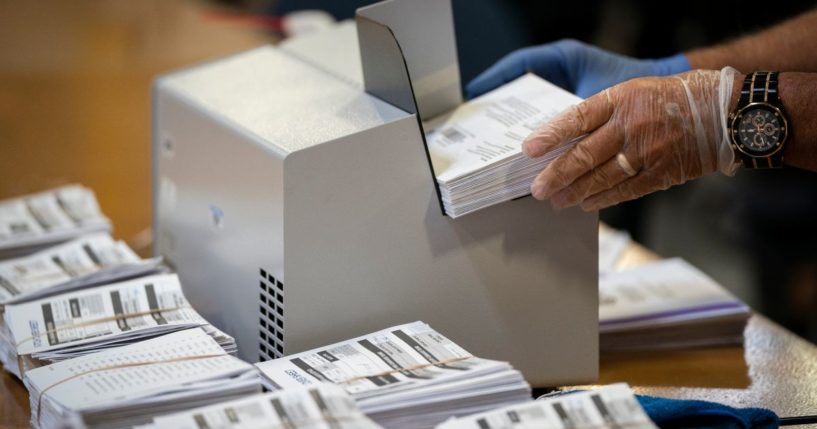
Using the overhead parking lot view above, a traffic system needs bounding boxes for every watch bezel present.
[729,102,789,158]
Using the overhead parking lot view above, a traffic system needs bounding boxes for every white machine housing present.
[152,0,598,386]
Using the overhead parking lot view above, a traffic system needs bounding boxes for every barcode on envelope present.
[441,127,466,142]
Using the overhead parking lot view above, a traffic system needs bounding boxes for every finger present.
[465,48,538,99]
[579,172,655,211]
[522,88,616,158]
[549,151,638,208]
[529,123,624,200]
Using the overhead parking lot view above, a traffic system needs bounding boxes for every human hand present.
[466,39,690,99]
[523,68,741,211]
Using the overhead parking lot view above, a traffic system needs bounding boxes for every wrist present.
[654,53,691,76]
[729,72,744,113]
[717,67,743,175]
[685,48,718,70]
[777,73,817,171]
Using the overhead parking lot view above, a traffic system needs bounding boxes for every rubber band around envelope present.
[15,305,191,348]
[335,355,474,385]
[36,353,227,424]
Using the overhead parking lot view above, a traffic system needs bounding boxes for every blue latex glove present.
[466,39,690,99]
[637,395,779,429]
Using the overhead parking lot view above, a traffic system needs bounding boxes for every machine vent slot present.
[259,268,284,362]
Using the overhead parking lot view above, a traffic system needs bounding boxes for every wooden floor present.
[0,0,272,256]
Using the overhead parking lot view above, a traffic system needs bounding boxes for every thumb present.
[523,88,616,158]
[467,47,548,99]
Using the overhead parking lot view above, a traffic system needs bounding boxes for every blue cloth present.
[465,39,690,99]
[637,395,779,429]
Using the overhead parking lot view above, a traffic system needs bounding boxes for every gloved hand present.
[523,67,741,211]
[466,39,690,99]
[637,395,779,429]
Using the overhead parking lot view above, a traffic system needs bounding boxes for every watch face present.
[733,104,787,156]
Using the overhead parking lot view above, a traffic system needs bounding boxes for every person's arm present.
[467,9,817,100]
[465,40,690,99]
[522,70,817,211]
[775,72,817,171]
[687,9,817,71]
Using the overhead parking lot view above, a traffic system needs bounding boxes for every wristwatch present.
[728,71,789,169]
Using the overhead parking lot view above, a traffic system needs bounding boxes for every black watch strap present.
[743,151,783,169]
[739,71,779,106]
[736,71,784,169]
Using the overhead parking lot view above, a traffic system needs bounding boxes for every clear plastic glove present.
[466,39,690,99]
[524,67,740,211]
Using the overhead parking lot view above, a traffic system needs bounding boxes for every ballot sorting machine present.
[152,0,598,386]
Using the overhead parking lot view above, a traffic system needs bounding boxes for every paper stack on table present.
[256,321,531,429]
[436,383,656,429]
[0,232,162,305]
[1,273,236,379]
[138,384,383,429]
[425,74,581,218]
[0,185,112,258]
[599,258,750,351]
[24,328,261,429]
